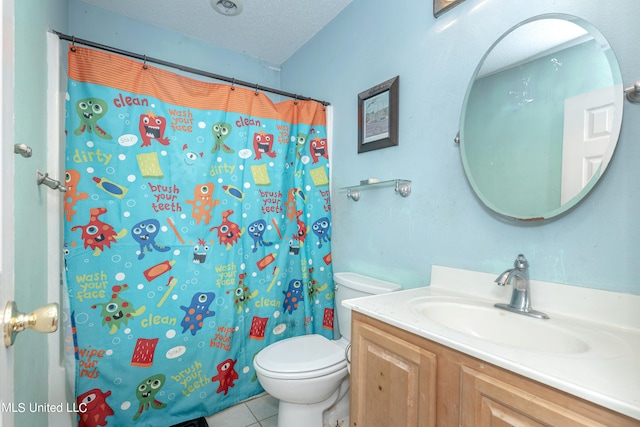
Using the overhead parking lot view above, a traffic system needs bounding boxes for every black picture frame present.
[433,0,466,17]
[357,76,399,153]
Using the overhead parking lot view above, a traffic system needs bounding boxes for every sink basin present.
[410,297,589,354]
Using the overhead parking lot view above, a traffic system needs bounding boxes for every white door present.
[561,85,622,205]
[0,0,16,424]
[46,31,73,427]
[1,4,70,426]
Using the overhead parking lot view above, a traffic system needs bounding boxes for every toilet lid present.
[256,334,345,374]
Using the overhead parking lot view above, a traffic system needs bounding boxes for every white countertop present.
[343,265,640,420]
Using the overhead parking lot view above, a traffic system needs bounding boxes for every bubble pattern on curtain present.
[63,46,334,427]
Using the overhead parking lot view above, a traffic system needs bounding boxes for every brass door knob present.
[3,301,59,347]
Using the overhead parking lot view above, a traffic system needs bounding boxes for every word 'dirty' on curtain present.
[63,45,334,427]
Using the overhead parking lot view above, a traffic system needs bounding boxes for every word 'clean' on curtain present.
[63,45,334,427]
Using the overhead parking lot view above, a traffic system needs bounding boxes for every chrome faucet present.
[494,254,549,319]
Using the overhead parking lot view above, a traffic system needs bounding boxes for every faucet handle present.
[514,254,528,270]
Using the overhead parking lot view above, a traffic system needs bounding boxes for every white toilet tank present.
[333,272,402,341]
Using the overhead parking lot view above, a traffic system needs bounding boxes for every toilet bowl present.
[254,335,350,427]
[253,272,402,427]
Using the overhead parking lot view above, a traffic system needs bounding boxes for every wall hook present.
[14,143,32,158]
[624,81,640,103]
[37,171,68,193]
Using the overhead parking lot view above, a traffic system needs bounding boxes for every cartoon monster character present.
[91,284,146,334]
[73,97,112,140]
[180,292,216,336]
[76,388,114,427]
[282,279,304,314]
[192,238,209,264]
[288,238,300,255]
[131,218,171,260]
[306,267,328,302]
[253,131,276,159]
[138,112,170,147]
[182,143,204,166]
[292,210,307,245]
[285,188,297,223]
[284,188,305,223]
[211,358,239,396]
[226,273,258,314]
[211,122,234,153]
[185,183,220,225]
[132,374,167,421]
[71,207,127,256]
[247,219,273,253]
[64,169,88,222]
[310,136,328,164]
[210,210,244,250]
[295,132,307,158]
[312,217,331,248]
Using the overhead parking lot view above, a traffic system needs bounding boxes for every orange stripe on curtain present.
[67,45,326,126]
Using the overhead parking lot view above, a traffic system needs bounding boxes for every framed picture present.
[357,76,399,153]
[434,0,465,17]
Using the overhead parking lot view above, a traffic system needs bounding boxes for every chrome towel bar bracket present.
[625,80,640,104]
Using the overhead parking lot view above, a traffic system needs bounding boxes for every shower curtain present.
[63,45,334,427]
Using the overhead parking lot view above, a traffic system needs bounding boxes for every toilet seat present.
[254,334,347,380]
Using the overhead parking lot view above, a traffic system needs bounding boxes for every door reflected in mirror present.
[460,15,623,221]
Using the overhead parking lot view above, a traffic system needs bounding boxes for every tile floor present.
[204,392,349,427]
[205,393,279,427]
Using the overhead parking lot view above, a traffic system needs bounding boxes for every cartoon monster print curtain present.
[63,45,334,427]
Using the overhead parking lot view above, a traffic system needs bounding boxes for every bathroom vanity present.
[345,266,640,426]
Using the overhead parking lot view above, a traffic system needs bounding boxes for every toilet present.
[253,272,402,427]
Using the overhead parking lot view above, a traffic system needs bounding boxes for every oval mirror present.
[460,14,624,221]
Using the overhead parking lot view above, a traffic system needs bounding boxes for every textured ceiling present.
[77,0,353,64]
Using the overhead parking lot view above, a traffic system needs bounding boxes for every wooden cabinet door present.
[460,366,636,427]
[350,319,436,427]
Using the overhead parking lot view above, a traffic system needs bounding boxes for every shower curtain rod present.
[51,30,331,106]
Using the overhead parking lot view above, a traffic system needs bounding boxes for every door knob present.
[3,301,59,347]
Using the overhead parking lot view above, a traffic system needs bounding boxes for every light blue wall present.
[67,0,282,93]
[282,0,640,294]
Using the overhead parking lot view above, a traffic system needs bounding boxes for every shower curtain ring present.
[71,36,76,52]
[142,55,148,70]
[255,84,260,96]
[294,94,298,105]
[230,78,236,90]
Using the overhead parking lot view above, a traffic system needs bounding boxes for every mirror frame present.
[459,14,624,221]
